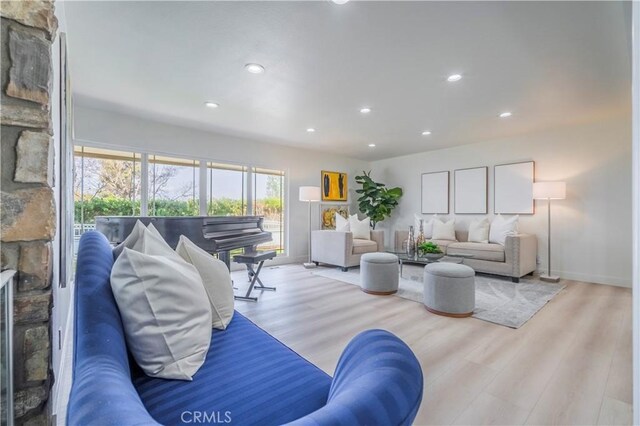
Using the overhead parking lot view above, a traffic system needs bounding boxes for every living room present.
[0,1,638,425]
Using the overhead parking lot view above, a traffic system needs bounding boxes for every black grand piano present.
[95,215,272,269]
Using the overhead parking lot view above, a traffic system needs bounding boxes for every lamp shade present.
[299,186,321,202]
[533,182,566,200]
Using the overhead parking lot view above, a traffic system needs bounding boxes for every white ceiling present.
[64,1,631,161]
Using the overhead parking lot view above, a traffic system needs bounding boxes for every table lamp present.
[533,181,566,282]
[299,186,321,268]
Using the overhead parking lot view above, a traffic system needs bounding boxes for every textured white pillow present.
[110,227,212,380]
[489,215,519,246]
[432,219,456,241]
[468,218,490,243]
[335,213,350,232]
[349,215,370,240]
[176,235,235,330]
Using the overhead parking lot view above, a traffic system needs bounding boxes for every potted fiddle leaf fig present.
[354,171,403,229]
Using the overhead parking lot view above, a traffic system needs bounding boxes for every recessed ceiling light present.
[368,143,376,147]
[306,128,316,133]
[204,101,219,108]
[245,63,265,74]
[499,112,512,118]
[421,130,432,136]
[447,74,462,82]
[332,0,349,4]
[360,107,372,114]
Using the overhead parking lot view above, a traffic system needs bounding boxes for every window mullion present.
[140,153,149,216]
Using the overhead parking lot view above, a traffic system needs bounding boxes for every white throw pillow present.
[489,215,519,246]
[110,227,212,380]
[335,213,350,232]
[414,214,436,239]
[112,220,147,258]
[468,218,490,243]
[176,235,235,330]
[431,219,456,241]
[349,215,370,240]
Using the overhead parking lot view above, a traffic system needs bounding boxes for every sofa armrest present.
[311,230,353,267]
[286,330,423,426]
[505,234,538,277]
[370,229,385,251]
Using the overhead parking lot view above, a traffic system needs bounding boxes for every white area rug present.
[312,265,565,328]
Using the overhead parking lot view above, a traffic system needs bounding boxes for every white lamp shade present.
[533,182,566,200]
[299,186,321,202]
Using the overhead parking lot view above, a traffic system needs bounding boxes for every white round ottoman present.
[423,263,475,317]
[360,252,399,295]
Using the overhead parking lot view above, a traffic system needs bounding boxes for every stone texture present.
[1,243,19,270]
[23,413,48,426]
[1,187,56,242]
[14,386,47,418]
[14,291,51,325]
[0,1,57,39]
[18,243,51,291]
[24,325,49,382]
[0,103,50,130]
[14,131,53,185]
[6,26,51,105]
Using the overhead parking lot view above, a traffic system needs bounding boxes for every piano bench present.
[233,250,277,302]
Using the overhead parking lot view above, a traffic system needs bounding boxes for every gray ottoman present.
[360,252,399,295]
[423,263,475,317]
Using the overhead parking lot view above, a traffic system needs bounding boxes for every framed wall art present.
[320,204,349,230]
[421,171,450,214]
[321,170,348,201]
[494,161,535,214]
[454,167,488,214]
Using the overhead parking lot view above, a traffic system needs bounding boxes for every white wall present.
[371,115,632,287]
[72,104,369,265]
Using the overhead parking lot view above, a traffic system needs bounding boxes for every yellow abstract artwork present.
[321,171,348,201]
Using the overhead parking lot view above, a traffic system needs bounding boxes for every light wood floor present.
[231,265,633,426]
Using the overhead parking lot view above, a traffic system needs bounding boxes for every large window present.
[207,162,247,216]
[73,145,288,255]
[74,146,141,235]
[253,167,285,253]
[148,155,199,216]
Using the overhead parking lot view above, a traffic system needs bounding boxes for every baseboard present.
[538,268,631,288]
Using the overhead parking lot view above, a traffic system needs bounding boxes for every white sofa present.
[395,230,537,283]
[312,230,384,271]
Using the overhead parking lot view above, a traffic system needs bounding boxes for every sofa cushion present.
[352,238,378,254]
[446,242,505,262]
[133,312,332,425]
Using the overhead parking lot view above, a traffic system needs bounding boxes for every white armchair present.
[311,230,384,271]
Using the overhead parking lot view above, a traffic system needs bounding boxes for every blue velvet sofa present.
[67,231,423,425]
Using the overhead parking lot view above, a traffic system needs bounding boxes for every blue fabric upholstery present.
[68,231,423,426]
[134,313,331,425]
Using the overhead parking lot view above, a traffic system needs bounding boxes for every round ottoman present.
[360,252,399,295]
[423,263,475,317]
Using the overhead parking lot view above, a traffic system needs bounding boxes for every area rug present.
[312,265,565,328]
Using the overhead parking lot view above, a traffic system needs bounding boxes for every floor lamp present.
[533,181,566,283]
[299,186,321,269]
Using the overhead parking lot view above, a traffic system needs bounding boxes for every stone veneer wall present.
[0,1,58,424]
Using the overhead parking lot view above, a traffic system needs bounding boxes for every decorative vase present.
[416,219,426,255]
[406,226,416,257]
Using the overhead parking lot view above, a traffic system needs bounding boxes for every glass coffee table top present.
[385,251,474,277]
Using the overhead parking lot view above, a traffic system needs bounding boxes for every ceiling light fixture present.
[368,143,376,147]
[360,107,372,114]
[204,101,219,108]
[306,128,316,133]
[499,112,512,118]
[331,0,350,4]
[447,74,462,82]
[245,63,265,74]
[421,130,432,136]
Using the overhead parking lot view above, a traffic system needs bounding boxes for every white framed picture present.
[494,161,535,214]
[421,171,449,214]
[454,167,488,214]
